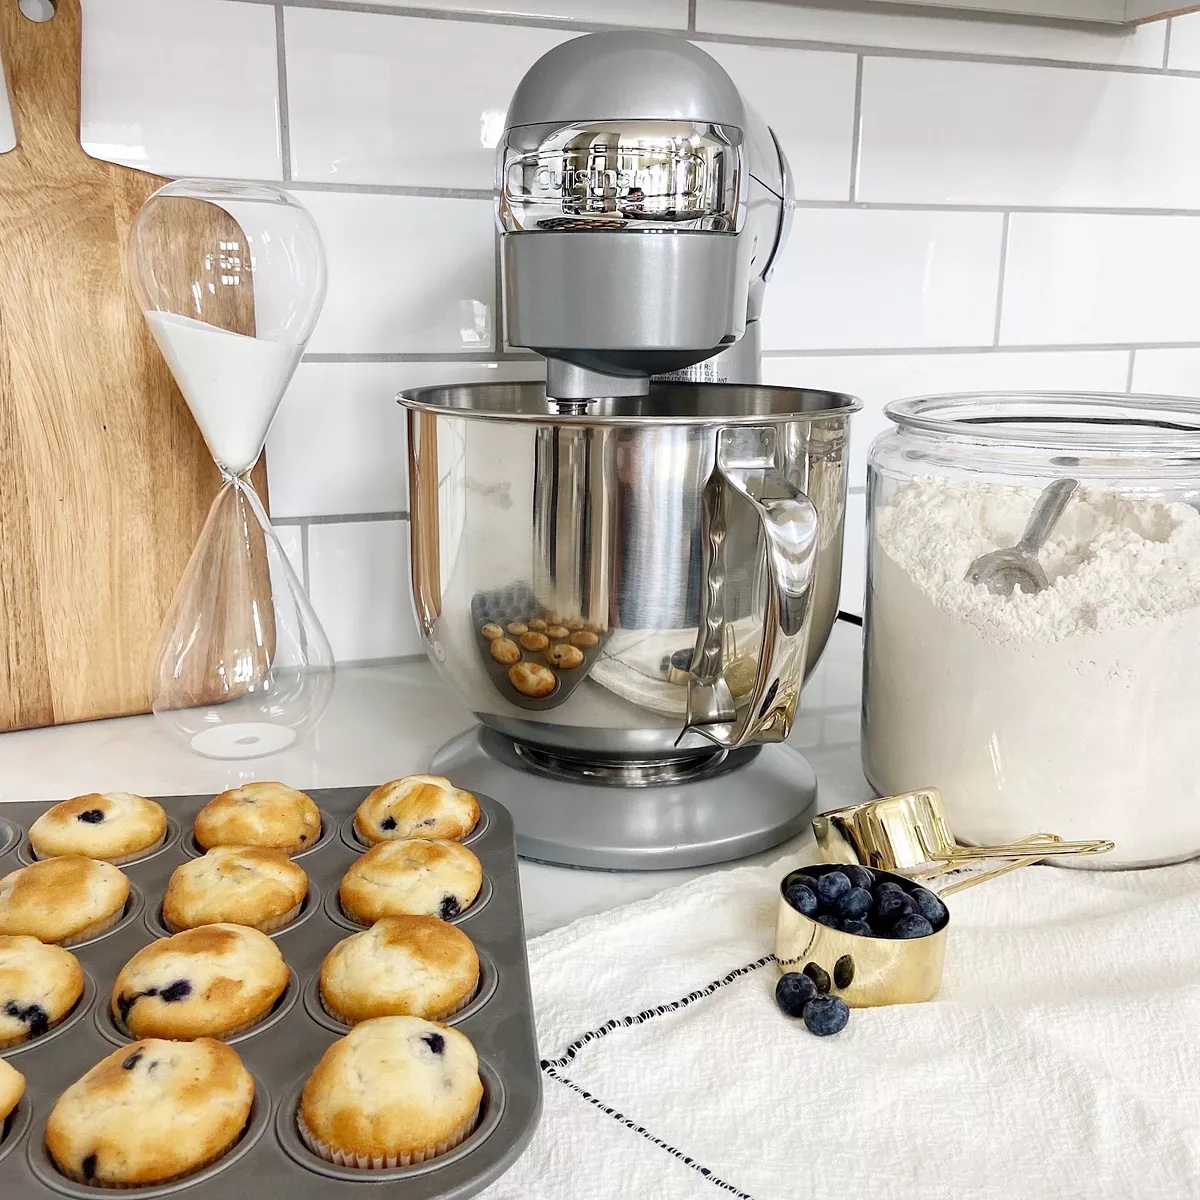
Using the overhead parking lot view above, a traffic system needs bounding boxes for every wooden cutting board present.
[0,0,267,731]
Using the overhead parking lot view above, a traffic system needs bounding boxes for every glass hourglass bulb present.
[128,180,334,759]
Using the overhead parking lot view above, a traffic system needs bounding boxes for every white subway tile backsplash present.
[80,0,281,179]
[859,58,1200,210]
[762,210,1004,352]
[1000,214,1200,346]
[267,359,543,519]
[764,349,1130,485]
[1130,348,1200,396]
[297,192,496,355]
[311,0,689,27]
[1167,13,1200,70]
[695,0,1166,67]
[840,492,866,618]
[308,520,423,661]
[273,524,305,582]
[286,10,569,189]
[698,43,857,202]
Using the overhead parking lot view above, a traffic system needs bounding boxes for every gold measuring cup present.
[812,788,1113,881]
[774,790,1114,1007]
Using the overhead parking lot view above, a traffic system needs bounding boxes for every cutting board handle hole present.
[18,0,57,24]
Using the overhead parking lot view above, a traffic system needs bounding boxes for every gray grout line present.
[1125,348,1138,391]
[275,5,292,182]
[285,179,492,199]
[1163,18,1174,70]
[227,0,1200,80]
[761,340,1200,357]
[992,212,1011,347]
[275,511,409,526]
[848,56,864,202]
[301,351,540,363]
[299,525,311,594]
[788,198,1200,216]
[848,486,867,496]
[687,0,696,33]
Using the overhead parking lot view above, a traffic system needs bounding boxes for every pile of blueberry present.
[784,863,948,940]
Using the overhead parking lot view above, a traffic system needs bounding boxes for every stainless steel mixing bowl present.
[400,382,859,762]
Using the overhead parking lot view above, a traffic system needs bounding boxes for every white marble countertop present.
[0,621,870,937]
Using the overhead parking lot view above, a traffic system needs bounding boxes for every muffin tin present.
[470,584,609,710]
[0,786,541,1198]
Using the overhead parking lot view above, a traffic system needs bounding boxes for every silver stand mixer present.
[400,32,859,870]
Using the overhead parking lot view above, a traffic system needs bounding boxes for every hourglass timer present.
[129,180,334,758]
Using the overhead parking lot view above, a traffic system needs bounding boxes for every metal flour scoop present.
[965,477,1078,595]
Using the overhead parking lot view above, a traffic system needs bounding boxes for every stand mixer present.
[400,32,859,869]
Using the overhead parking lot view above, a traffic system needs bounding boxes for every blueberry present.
[3,1000,49,1039]
[839,919,873,937]
[816,914,840,928]
[842,865,875,891]
[76,809,105,825]
[438,895,461,920]
[802,996,850,1037]
[802,962,831,994]
[872,890,914,929]
[833,955,856,989]
[421,1032,446,1055]
[816,871,852,907]
[833,887,872,921]
[158,980,192,1003]
[380,816,397,832]
[891,914,935,940]
[121,1052,143,1071]
[909,887,948,929]
[82,1154,98,1181]
[874,880,906,898]
[788,873,819,896]
[784,883,818,917]
[774,972,818,1018]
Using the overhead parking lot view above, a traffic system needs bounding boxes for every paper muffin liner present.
[51,1133,243,1188]
[164,897,304,936]
[60,903,125,947]
[320,970,480,1027]
[297,1103,480,1170]
[30,830,167,867]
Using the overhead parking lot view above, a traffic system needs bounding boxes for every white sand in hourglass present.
[146,311,301,475]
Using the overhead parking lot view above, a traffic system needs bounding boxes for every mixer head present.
[497,32,792,402]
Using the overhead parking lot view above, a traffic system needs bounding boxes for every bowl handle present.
[682,425,819,749]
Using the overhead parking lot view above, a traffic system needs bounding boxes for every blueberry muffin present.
[546,624,569,640]
[298,1016,482,1168]
[320,916,479,1024]
[112,925,289,1040]
[353,776,480,846]
[163,847,308,934]
[505,621,528,636]
[29,792,167,864]
[479,622,504,641]
[45,1039,254,1187]
[0,1059,24,1128]
[489,637,520,665]
[545,643,584,670]
[0,936,84,1048]
[570,629,599,648]
[0,857,129,946]
[519,631,550,653]
[339,840,482,925]
[194,782,321,856]
[527,618,547,632]
[508,661,556,698]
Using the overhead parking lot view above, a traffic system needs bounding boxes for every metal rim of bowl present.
[274,1059,504,1182]
[95,969,301,1050]
[17,819,182,869]
[300,949,499,1036]
[0,971,97,1061]
[323,875,494,934]
[144,883,322,943]
[885,390,1200,453]
[337,808,491,855]
[398,380,862,426]
[182,811,338,862]
[25,1076,271,1198]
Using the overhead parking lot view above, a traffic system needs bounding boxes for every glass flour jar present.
[862,393,1200,868]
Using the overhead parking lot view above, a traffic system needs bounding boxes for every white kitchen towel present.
[482,854,1200,1200]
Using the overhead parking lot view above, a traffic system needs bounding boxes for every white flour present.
[864,477,1200,866]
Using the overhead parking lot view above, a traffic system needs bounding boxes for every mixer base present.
[431,726,817,871]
